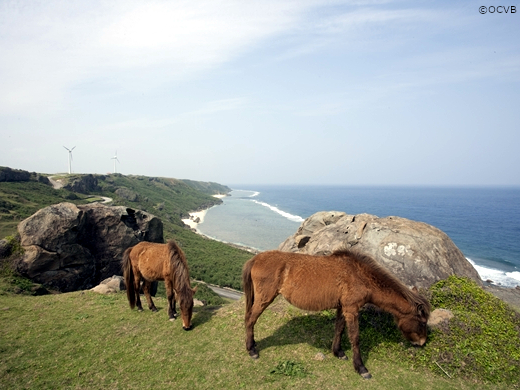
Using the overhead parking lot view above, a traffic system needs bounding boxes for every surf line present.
[249,199,304,223]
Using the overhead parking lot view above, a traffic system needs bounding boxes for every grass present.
[0,276,519,389]
[0,181,90,226]
[0,173,253,290]
[1,171,519,388]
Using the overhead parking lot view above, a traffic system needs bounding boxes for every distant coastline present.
[182,194,226,229]
[182,186,520,289]
[182,194,260,254]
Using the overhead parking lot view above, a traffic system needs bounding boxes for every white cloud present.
[0,0,314,115]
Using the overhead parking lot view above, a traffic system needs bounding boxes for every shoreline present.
[181,194,520,311]
[182,194,261,254]
[182,194,226,229]
[183,193,519,288]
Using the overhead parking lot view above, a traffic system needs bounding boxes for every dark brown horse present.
[122,240,196,330]
[242,249,430,379]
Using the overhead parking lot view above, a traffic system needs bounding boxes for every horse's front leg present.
[142,280,158,312]
[344,311,371,379]
[165,280,177,320]
[332,307,348,360]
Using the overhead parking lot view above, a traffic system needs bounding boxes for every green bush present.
[404,276,520,384]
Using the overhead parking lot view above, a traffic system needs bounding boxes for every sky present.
[1,0,519,186]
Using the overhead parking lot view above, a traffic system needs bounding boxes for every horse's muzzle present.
[183,325,193,331]
[412,338,427,347]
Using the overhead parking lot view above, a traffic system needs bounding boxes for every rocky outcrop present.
[115,187,139,202]
[63,174,101,193]
[278,211,482,289]
[0,166,50,185]
[15,202,163,292]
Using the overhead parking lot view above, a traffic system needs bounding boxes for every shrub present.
[407,276,520,384]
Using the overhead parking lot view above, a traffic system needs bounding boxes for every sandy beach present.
[182,194,226,230]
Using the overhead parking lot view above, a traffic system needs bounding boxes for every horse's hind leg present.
[142,280,158,312]
[165,279,177,320]
[245,294,277,359]
[332,307,348,360]
[133,275,144,312]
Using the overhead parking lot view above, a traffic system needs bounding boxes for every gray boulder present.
[63,174,101,193]
[115,187,139,202]
[15,202,163,292]
[278,211,481,289]
[90,275,125,294]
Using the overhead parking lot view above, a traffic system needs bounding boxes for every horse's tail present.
[122,246,136,309]
[242,257,255,319]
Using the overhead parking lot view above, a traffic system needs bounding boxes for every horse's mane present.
[167,240,191,301]
[331,249,431,316]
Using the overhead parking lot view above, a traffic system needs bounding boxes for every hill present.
[0,167,252,289]
[0,276,518,389]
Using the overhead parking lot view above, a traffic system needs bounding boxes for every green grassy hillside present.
[0,181,90,237]
[0,168,251,290]
[0,277,518,389]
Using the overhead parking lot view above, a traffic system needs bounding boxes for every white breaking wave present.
[231,189,259,198]
[250,199,304,223]
[506,271,520,282]
[467,258,520,288]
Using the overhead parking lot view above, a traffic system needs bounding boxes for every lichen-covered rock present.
[278,211,481,289]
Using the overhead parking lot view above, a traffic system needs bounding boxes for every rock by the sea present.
[15,202,163,292]
[278,211,481,289]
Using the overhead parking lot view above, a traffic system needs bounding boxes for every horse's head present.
[397,302,430,346]
[180,286,197,331]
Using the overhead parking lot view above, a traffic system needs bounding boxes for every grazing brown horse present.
[122,240,196,330]
[242,249,430,379]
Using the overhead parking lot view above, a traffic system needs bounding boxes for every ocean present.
[195,185,520,288]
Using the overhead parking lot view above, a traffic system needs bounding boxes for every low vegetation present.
[0,181,89,237]
[1,169,519,388]
[0,170,252,290]
[0,271,519,389]
[365,276,520,385]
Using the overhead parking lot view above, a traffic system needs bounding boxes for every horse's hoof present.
[334,351,348,360]
[361,372,372,380]
[169,317,176,322]
[248,350,259,359]
[138,309,143,312]
[151,308,158,312]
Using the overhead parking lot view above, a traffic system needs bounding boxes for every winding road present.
[48,176,112,203]
[207,285,243,301]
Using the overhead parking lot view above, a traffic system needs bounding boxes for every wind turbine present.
[63,146,75,174]
[111,151,120,173]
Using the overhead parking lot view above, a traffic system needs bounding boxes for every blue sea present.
[196,186,520,288]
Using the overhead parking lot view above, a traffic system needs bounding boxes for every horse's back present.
[250,251,352,311]
[129,241,171,280]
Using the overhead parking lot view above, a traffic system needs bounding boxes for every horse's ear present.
[417,303,427,318]
[411,286,419,293]
[192,286,198,294]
